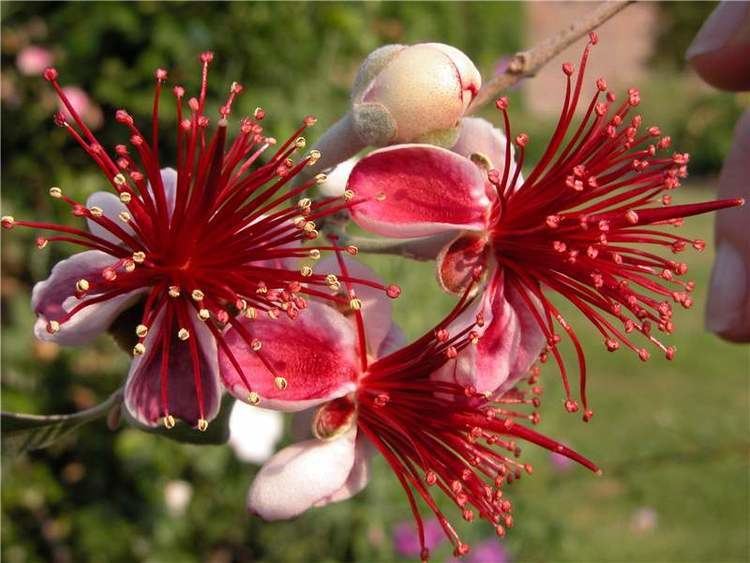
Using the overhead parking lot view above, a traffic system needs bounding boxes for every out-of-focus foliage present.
[2,3,748,563]
[652,1,716,69]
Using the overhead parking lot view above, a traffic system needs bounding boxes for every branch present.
[469,1,633,112]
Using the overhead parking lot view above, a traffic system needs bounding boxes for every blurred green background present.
[1,2,748,562]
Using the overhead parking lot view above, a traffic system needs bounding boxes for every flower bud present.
[351,43,481,146]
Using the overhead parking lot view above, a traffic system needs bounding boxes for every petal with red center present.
[434,270,545,393]
[317,256,394,355]
[124,309,222,427]
[247,426,358,521]
[313,434,373,507]
[451,117,519,177]
[32,250,146,346]
[436,231,490,294]
[219,301,359,411]
[348,144,488,238]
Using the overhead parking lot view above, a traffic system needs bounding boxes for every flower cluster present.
[3,35,743,562]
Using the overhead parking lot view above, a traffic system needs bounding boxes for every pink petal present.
[378,323,407,357]
[32,250,145,346]
[124,309,222,427]
[247,426,358,520]
[313,434,372,507]
[85,191,136,245]
[316,256,394,355]
[219,301,359,411]
[434,270,544,393]
[452,117,518,176]
[436,231,490,294]
[348,144,489,238]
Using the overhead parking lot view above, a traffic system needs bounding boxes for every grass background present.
[2,2,749,562]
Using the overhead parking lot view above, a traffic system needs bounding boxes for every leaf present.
[1,389,123,455]
[122,395,235,446]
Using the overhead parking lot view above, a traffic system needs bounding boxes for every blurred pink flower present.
[630,506,658,534]
[16,45,53,76]
[393,517,445,557]
[58,86,103,129]
[447,538,510,563]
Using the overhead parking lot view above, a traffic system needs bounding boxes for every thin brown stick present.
[469,1,633,113]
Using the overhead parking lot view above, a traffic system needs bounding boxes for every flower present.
[393,517,446,558]
[1,53,396,430]
[57,85,103,129]
[164,480,193,517]
[228,401,284,464]
[16,45,53,76]
[346,33,744,420]
[221,256,599,560]
[447,538,510,563]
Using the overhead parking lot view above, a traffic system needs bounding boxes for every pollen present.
[197,419,209,432]
[298,198,312,209]
[349,297,363,311]
[177,328,190,341]
[132,343,146,356]
[309,249,321,260]
[132,251,146,264]
[168,286,181,298]
[244,307,257,319]
[118,211,132,223]
[197,308,210,321]
[191,289,205,301]
[75,279,90,292]
[251,339,262,351]
[36,237,49,249]
[89,206,103,217]
[162,414,176,429]
[343,189,355,201]
[119,191,132,204]
[135,324,149,338]
[248,392,261,405]
[294,137,306,149]
[113,173,127,186]
[274,376,288,390]
[307,149,321,166]
[47,320,61,334]
[300,265,313,277]
[315,173,328,184]
[48,186,63,198]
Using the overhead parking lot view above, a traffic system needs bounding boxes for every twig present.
[469,1,633,113]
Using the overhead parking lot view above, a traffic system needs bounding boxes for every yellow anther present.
[36,238,48,249]
[375,192,386,202]
[236,299,248,312]
[113,173,127,186]
[89,206,103,217]
[197,419,209,432]
[349,298,363,311]
[163,414,176,429]
[132,251,146,264]
[253,107,264,119]
[135,324,149,338]
[256,285,268,295]
[168,286,181,298]
[307,150,321,166]
[294,137,306,149]
[298,198,312,209]
[251,339,262,352]
[325,274,339,285]
[244,307,257,319]
[47,320,61,334]
[308,229,319,240]
[119,191,132,204]
[267,308,279,320]
[303,221,316,233]
[309,249,321,260]
[133,342,146,356]
[248,392,260,405]
[343,189,355,201]
[178,328,190,341]
[118,211,132,223]
[123,260,136,273]
[197,308,210,321]
[293,216,307,229]
[75,279,90,292]
[315,173,328,184]
[300,265,313,277]
[49,186,63,198]
[191,289,205,301]
[274,376,288,390]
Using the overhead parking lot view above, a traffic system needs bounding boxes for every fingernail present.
[706,241,748,335]
[686,2,750,59]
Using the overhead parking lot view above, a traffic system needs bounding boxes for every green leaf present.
[122,395,234,446]
[2,389,123,455]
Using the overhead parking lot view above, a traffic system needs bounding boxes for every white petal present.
[229,402,285,464]
[247,426,357,520]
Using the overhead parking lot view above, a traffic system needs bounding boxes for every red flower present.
[1,54,395,430]
[346,34,744,420]
[222,257,598,560]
